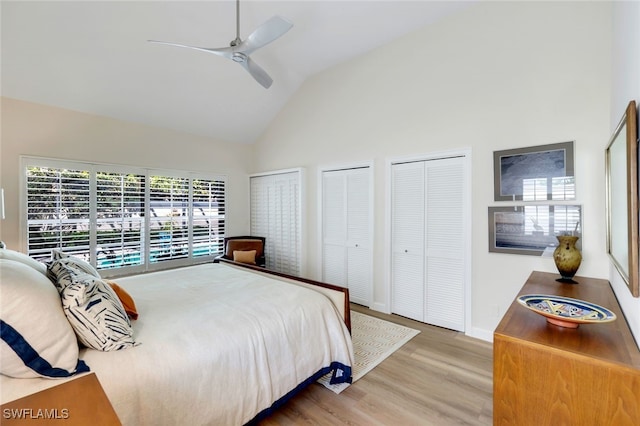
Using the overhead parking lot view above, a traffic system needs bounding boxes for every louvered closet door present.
[391,162,425,321]
[322,167,371,305]
[345,168,371,305]
[322,171,347,286]
[250,171,301,276]
[424,157,465,331]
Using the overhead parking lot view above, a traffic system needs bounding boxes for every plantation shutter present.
[25,166,91,261]
[192,178,226,258]
[148,175,190,263]
[250,170,302,275]
[95,170,145,268]
[24,157,226,275]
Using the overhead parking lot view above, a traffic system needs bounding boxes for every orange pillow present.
[233,250,257,265]
[106,281,139,320]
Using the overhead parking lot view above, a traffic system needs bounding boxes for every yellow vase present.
[553,235,582,282]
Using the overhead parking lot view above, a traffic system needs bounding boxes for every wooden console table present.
[494,271,640,425]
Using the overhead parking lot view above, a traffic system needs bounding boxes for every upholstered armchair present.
[217,236,266,267]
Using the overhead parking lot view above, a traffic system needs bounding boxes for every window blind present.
[26,167,91,261]
[95,171,145,268]
[192,178,226,258]
[148,175,190,262]
[23,157,226,274]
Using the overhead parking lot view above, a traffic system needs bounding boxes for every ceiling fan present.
[148,0,293,89]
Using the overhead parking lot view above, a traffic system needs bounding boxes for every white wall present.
[0,97,253,250]
[611,1,640,346]
[253,1,612,340]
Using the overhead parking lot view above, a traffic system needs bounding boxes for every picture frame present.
[605,100,638,297]
[493,141,575,201]
[488,205,582,256]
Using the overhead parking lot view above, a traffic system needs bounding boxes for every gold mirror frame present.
[605,100,638,297]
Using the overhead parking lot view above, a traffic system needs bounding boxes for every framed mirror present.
[605,100,638,297]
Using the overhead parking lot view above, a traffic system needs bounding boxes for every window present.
[23,157,226,275]
[95,170,145,268]
[26,166,92,259]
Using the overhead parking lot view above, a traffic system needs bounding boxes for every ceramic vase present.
[553,235,582,282]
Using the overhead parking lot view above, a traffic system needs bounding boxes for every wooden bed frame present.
[214,257,351,332]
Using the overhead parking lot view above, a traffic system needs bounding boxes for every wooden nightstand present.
[1,373,121,425]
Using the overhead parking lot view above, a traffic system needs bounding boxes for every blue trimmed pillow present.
[0,259,89,378]
[47,259,138,351]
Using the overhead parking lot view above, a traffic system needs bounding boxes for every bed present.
[0,250,354,425]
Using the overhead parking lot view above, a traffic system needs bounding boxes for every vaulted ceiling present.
[1,1,474,144]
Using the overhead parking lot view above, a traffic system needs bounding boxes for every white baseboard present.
[365,303,494,343]
[465,327,493,343]
[369,302,390,314]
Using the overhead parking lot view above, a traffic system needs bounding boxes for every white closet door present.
[322,171,347,285]
[321,167,371,306]
[345,168,371,305]
[250,171,301,276]
[391,162,425,321]
[424,157,465,331]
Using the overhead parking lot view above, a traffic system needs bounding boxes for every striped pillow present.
[47,259,138,351]
[51,249,100,278]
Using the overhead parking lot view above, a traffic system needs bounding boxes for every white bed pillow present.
[47,259,137,351]
[0,259,89,378]
[0,248,47,275]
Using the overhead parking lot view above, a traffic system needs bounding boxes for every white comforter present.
[1,263,354,425]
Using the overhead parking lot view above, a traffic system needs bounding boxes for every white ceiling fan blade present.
[240,15,293,55]
[239,57,273,89]
[148,40,234,60]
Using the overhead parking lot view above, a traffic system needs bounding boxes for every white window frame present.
[20,156,226,277]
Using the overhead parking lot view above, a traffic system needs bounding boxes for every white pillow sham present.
[0,248,47,275]
[0,259,89,378]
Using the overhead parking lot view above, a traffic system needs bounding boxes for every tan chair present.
[219,236,266,267]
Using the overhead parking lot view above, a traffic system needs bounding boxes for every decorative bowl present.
[517,294,616,328]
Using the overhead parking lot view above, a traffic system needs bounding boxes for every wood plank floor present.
[258,304,493,426]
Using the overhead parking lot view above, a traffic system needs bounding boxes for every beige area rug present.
[318,311,420,394]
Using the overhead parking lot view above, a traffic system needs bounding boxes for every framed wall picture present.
[488,205,582,256]
[493,141,575,201]
[605,100,638,297]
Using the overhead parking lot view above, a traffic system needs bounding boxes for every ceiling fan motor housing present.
[232,52,247,63]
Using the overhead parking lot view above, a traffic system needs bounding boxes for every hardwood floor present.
[258,304,493,426]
